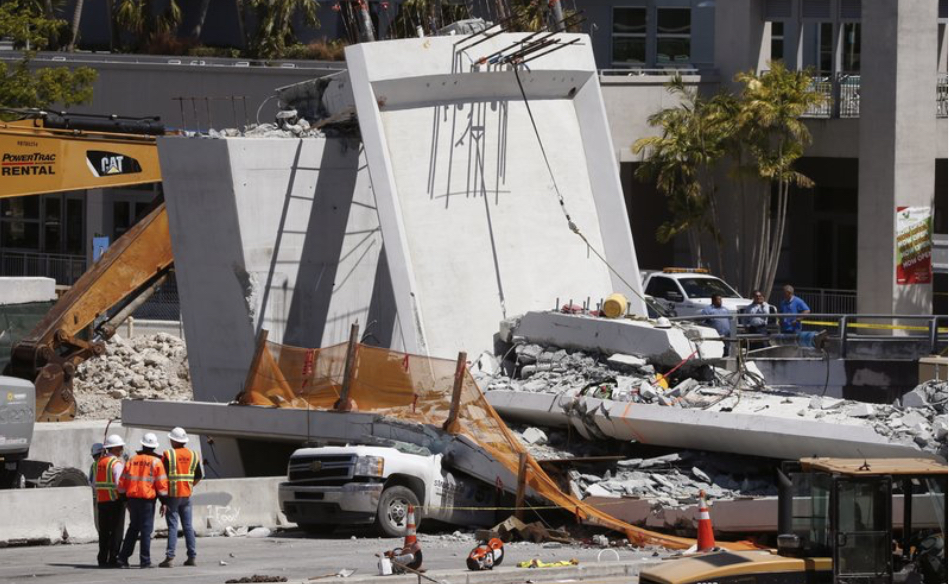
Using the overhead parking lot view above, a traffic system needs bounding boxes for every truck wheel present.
[36,467,88,488]
[298,523,337,536]
[376,485,420,538]
[0,467,24,489]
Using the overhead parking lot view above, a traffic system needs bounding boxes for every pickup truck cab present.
[278,444,495,537]
[642,268,751,317]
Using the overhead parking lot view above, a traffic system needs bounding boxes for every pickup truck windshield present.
[678,278,740,299]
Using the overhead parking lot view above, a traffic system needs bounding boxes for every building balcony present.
[802,73,949,119]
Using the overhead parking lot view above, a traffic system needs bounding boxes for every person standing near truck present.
[117,433,168,569]
[700,294,732,356]
[779,285,811,333]
[94,434,126,568]
[159,427,202,568]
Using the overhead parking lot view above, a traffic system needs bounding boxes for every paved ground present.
[0,528,663,584]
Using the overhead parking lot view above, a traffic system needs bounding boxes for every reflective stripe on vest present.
[95,455,120,502]
[165,447,198,498]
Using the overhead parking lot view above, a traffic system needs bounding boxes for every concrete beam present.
[511,311,723,369]
[485,390,936,461]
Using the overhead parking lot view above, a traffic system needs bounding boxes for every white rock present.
[607,353,647,368]
[247,527,272,538]
[845,403,875,418]
[522,427,548,446]
[585,484,617,498]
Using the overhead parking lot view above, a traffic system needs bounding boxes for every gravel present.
[73,333,193,420]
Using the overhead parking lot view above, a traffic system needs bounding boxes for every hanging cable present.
[510,65,658,311]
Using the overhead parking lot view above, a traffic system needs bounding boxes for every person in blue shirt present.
[700,294,732,356]
[779,285,810,333]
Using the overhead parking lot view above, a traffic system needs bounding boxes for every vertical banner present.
[895,206,932,285]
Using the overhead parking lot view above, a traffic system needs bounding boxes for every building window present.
[818,22,834,74]
[842,22,860,72]
[1,197,41,250]
[656,8,691,66]
[612,7,647,66]
[771,21,784,62]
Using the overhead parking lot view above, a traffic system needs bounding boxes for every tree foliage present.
[114,0,183,50]
[632,75,736,270]
[0,1,97,114]
[633,64,824,293]
[248,0,319,59]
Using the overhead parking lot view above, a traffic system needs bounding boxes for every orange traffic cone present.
[696,490,715,551]
[404,505,418,549]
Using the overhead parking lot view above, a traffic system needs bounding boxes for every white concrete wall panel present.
[159,137,390,403]
[346,34,646,359]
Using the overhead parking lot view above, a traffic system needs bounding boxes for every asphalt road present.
[0,528,662,584]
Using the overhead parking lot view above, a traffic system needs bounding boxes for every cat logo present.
[86,150,143,178]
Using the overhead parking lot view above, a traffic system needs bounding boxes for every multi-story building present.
[1,0,945,316]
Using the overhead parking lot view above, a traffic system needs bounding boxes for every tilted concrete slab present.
[345,33,646,359]
[511,311,723,368]
[122,400,541,502]
[485,390,937,461]
[158,136,394,405]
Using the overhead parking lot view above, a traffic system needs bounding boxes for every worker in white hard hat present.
[116,432,168,568]
[88,442,104,536]
[94,434,126,567]
[159,427,203,568]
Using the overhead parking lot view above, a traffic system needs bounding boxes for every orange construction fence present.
[239,333,754,550]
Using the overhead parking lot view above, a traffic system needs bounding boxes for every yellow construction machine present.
[640,457,947,584]
[0,109,174,422]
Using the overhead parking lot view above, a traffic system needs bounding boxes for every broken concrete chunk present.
[607,353,647,369]
[902,389,929,409]
[584,484,617,498]
[692,467,711,483]
[521,427,548,446]
[845,403,875,418]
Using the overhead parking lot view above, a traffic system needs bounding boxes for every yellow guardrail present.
[802,320,948,333]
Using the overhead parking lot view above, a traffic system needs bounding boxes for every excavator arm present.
[0,110,174,421]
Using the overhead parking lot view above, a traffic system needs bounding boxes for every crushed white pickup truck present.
[279,443,496,536]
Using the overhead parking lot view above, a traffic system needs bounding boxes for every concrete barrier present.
[0,476,285,546]
[0,486,96,545]
[30,420,201,473]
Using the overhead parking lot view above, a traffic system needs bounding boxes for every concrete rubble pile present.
[512,425,777,507]
[74,333,193,420]
[476,341,948,461]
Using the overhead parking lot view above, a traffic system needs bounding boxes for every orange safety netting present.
[240,338,752,550]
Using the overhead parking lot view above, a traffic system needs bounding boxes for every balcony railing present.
[0,250,87,285]
[803,74,949,119]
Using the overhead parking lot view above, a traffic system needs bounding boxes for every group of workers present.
[701,285,812,354]
[88,427,202,568]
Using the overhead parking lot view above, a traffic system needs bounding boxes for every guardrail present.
[803,73,949,119]
[0,250,87,285]
[599,68,703,77]
[671,312,948,358]
[768,286,856,315]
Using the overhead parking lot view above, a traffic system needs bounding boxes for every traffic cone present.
[404,505,418,548]
[696,490,715,551]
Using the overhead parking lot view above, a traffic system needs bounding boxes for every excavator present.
[0,108,174,423]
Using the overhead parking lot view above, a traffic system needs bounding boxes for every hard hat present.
[168,427,189,444]
[140,432,160,449]
[91,442,104,457]
[104,434,125,449]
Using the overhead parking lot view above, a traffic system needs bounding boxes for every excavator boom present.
[0,110,174,421]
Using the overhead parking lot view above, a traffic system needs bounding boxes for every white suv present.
[642,269,751,318]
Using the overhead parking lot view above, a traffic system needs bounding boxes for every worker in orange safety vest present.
[94,434,126,568]
[158,427,203,568]
[116,433,168,568]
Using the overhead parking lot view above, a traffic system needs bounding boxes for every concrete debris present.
[484,338,948,461]
[247,527,273,538]
[74,333,192,420]
[238,121,325,139]
[225,576,288,583]
[521,427,548,446]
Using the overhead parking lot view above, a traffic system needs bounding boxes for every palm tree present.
[632,75,735,271]
[114,0,182,50]
[735,62,826,296]
[189,0,212,40]
[66,0,83,51]
[248,0,318,59]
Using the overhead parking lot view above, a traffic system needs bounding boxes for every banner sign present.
[895,206,932,285]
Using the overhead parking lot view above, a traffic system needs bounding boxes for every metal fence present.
[804,74,949,119]
[130,276,182,321]
[938,74,948,119]
[769,286,857,315]
[0,250,88,285]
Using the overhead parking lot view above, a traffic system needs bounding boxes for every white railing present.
[804,74,948,119]
[0,250,87,285]
[768,286,857,315]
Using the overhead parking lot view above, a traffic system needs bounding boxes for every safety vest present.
[94,455,121,503]
[163,447,199,498]
[118,453,168,499]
